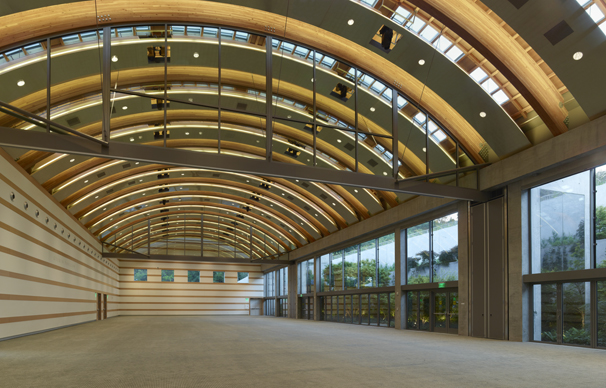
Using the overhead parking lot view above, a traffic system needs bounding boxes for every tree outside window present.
[134,269,147,281]
[213,271,225,283]
[237,272,249,283]
[161,269,174,282]
[188,270,200,283]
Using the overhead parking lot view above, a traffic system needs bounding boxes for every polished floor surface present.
[1,316,606,387]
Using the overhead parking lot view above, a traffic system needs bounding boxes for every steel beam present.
[103,252,290,264]
[0,127,490,201]
[102,27,111,142]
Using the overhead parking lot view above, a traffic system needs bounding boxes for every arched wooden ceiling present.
[0,0,589,257]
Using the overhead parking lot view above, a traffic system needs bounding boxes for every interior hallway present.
[1,316,605,388]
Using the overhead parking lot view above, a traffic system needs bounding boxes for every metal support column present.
[354,69,359,172]
[200,215,204,257]
[394,227,405,329]
[249,225,253,259]
[218,28,222,154]
[163,24,168,147]
[265,37,273,161]
[392,89,399,179]
[46,38,51,132]
[312,50,317,166]
[147,219,151,256]
[425,114,429,178]
[274,270,279,317]
[101,27,111,142]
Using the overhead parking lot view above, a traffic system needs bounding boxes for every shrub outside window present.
[188,270,200,283]
[237,272,249,283]
[161,270,174,282]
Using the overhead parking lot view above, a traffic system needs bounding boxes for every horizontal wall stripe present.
[0,310,96,324]
[0,213,118,282]
[119,287,261,292]
[0,196,117,277]
[116,261,262,267]
[116,301,249,305]
[115,294,255,298]
[0,294,96,304]
[0,245,118,290]
[120,267,263,273]
[0,270,119,296]
[0,156,100,252]
[119,281,259,285]
[117,309,248,312]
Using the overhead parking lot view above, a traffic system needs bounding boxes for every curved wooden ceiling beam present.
[95,199,302,247]
[118,224,273,257]
[74,177,330,237]
[114,216,276,254]
[12,67,432,176]
[56,162,349,230]
[84,189,316,243]
[0,0,486,163]
[404,0,568,136]
[102,209,287,251]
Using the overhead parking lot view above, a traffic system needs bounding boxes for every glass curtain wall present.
[529,164,606,349]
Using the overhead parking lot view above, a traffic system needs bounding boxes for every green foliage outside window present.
[161,269,174,282]
[213,271,225,283]
[238,272,249,283]
[134,269,147,281]
[188,270,200,282]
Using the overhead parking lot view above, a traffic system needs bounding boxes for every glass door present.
[433,292,448,333]
[449,292,459,334]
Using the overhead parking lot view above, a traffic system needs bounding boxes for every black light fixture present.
[285,147,301,158]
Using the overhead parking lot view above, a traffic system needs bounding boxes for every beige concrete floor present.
[1,316,606,388]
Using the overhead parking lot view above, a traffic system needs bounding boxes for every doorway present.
[96,293,101,321]
[102,294,107,319]
[433,290,458,334]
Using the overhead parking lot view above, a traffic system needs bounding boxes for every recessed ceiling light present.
[383,172,388,176]
[188,98,193,102]
[84,180,88,183]
[311,78,314,82]
[181,173,184,176]
[95,196,99,199]
[199,131,202,135]
[69,159,75,163]
[129,138,134,142]
[122,106,128,110]
[193,52,200,58]
[296,179,299,182]
[479,111,487,118]
[354,189,358,193]
[370,107,375,112]
[573,51,583,61]
[103,208,106,211]
[111,55,118,62]
[139,179,143,182]
[332,203,336,206]
[337,139,342,143]
[315,214,318,216]
[422,147,427,152]
[287,115,292,118]
[348,19,355,26]
[185,132,189,135]
[418,59,425,65]
[17,80,25,87]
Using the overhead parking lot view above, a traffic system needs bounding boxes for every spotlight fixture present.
[17,80,25,87]
[69,159,75,163]
[418,59,425,65]
[285,147,301,158]
[111,55,118,62]
[122,106,128,110]
[573,51,583,61]
[370,107,376,112]
[348,19,354,26]
[193,52,200,58]
[479,111,487,118]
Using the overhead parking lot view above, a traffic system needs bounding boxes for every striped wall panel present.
[0,152,118,340]
[116,260,263,315]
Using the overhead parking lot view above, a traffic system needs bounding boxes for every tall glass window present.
[344,246,359,290]
[598,280,606,348]
[432,214,458,282]
[331,251,343,291]
[360,239,376,288]
[378,234,395,287]
[597,165,606,269]
[533,283,557,343]
[530,171,591,273]
[320,254,330,292]
[562,282,591,346]
[407,222,431,284]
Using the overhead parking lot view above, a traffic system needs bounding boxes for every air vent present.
[544,20,573,46]
[161,217,169,222]
[66,117,81,127]
[161,223,169,227]
[287,196,294,201]
[122,163,131,169]
[212,173,220,177]
[158,187,169,193]
[236,103,247,110]
[127,181,135,185]
[236,214,244,219]
[508,0,528,9]
[250,195,260,202]
[367,159,378,167]
[106,188,114,194]
[97,172,106,178]
[160,209,169,213]
[301,182,309,188]
[243,206,252,212]
[285,147,301,158]
[320,193,328,199]
[304,206,310,211]
[231,221,238,226]
[344,143,355,151]
[160,199,169,205]
[479,143,490,162]
[158,173,169,179]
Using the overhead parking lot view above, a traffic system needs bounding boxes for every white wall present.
[0,152,119,340]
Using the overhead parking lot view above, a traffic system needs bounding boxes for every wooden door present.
[102,294,108,319]
[96,293,101,321]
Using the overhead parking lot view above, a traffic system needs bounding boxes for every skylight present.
[587,4,605,22]
[434,36,453,52]
[445,45,464,62]
[470,68,488,82]
[482,78,499,94]
[492,90,510,105]
[419,25,439,42]
[391,6,411,25]
[408,17,426,33]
